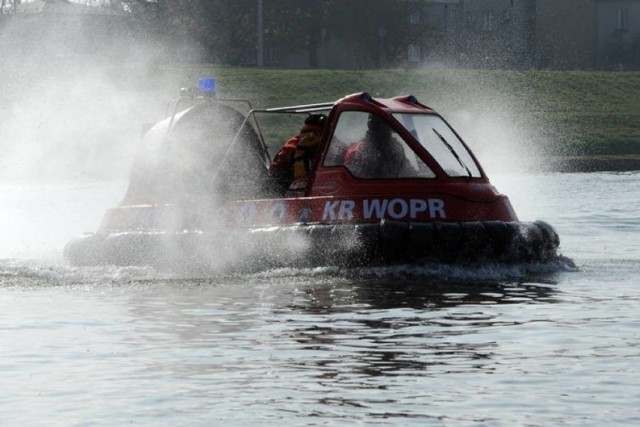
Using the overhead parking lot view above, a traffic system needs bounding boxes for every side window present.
[324,111,434,179]
[324,111,367,167]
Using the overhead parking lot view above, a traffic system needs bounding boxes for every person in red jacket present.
[269,113,327,196]
[343,113,411,178]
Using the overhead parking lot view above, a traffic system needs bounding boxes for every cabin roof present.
[336,93,435,114]
[258,93,435,116]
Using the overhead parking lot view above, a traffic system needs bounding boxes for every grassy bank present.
[3,64,639,179]
[9,63,640,156]
[149,66,640,163]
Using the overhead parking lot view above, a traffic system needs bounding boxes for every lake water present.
[1,172,639,426]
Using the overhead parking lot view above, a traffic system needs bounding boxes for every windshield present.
[324,111,435,179]
[393,113,482,178]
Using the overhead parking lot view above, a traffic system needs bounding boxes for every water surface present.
[1,172,639,426]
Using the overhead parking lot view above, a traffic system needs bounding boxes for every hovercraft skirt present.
[64,220,560,269]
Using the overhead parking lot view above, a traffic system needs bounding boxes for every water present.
[1,172,639,426]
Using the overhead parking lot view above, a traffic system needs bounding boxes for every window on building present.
[617,8,629,31]
[264,46,280,65]
[503,7,512,22]
[429,5,447,33]
[465,11,475,28]
[409,11,420,25]
[408,44,421,63]
[482,11,495,32]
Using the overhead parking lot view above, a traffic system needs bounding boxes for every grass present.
[4,60,639,181]
[159,67,640,159]
[24,62,636,158]
[9,62,639,162]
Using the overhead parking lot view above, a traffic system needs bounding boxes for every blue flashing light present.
[199,77,216,95]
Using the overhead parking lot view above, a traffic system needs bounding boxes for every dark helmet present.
[304,113,327,128]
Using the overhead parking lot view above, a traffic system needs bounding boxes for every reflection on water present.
[114,273,562,394]
[277,278,559,380]
[293,278,559,311]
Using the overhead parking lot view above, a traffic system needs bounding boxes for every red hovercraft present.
[65,79,560,270]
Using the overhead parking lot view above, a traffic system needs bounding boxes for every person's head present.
[300,113,327,134]
[366,114,392,145]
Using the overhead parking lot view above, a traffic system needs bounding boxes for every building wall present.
[456,0,514,67]
[596,0,640,68]
[420,1,462,65]
[449,0,640,70]
[446,0,540,68]
[510,0,536,67]
[535,0,598,69]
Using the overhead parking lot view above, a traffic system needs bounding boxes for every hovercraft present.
[65,79,561,270]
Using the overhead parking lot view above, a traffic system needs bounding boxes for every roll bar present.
[196,99,335,184]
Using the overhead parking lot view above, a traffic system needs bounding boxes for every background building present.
[450,0,639,69]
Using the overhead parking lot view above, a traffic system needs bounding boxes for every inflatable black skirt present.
[65,220,560,270]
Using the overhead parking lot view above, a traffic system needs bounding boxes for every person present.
[269,113,327,196]
[343,114,410,178]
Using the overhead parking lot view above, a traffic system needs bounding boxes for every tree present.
[114,0,427,68]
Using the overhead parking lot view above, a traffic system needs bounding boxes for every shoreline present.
[544,156,640,173]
